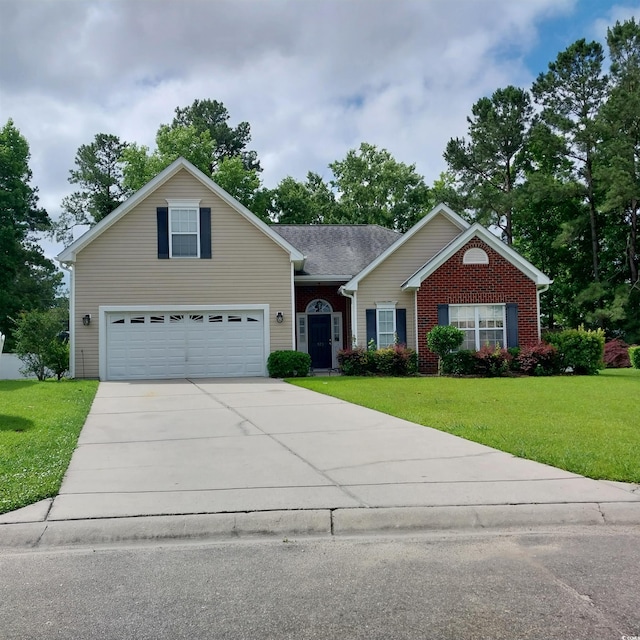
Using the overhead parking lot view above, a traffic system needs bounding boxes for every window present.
[170,207,199,258]
[450,305,505,350]
[463,248,489,264]
[376,303,396,348]
[306,299,332,313]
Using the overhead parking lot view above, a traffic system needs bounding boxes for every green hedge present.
[267,351,311,378]
[630,346,640,369]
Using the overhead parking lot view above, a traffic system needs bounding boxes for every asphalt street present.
[1,526,639,640]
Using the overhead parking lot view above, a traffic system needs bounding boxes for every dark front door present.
[308,314,332,369]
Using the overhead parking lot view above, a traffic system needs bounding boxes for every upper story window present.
[167,199,201,258]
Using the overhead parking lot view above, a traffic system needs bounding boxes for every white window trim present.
[375,301,397,349]
[167,199,201,259]
[449,304,506,350]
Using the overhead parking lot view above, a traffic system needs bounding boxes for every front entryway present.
[308,314,332,368]
[296,299,343,369]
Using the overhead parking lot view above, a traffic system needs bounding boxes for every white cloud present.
[2,0,603,262]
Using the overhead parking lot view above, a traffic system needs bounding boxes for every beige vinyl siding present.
[356,214,462,349]
[73,168,292,378]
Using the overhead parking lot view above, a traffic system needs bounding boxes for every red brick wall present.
[294,285,351,349]
[417,238,539,372]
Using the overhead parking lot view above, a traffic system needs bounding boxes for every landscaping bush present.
[338,347,373,376]
[473,345,512,377]
[13,309,69,381]
[426,325,464,374]
[603,339,631,368]
[267,350,311,378]
[441,350,477,376]
[517,342,560,376]
[546,327,605,375]
[374,345,418,376]
[338,345,418,376]
[630,346,640,369]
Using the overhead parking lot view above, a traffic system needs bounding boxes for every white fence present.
[0,354,36,380]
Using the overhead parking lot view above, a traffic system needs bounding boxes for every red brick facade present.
[294,285,351,349]
[416,238,539,372]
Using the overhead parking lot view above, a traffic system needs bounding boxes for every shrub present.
[517,342,560,376]
[603,339,631,368]
[267,350,311,378]
[441,350,477,376]
[474,345,512,377]
[338,347,373,376]
[426,325,464,374]
[546,327,605,375]
[630,346,640,369]
[374,345,419,376]
[13,308,69,381]
[338,345,418,376]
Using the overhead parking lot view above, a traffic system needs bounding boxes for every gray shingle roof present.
[271,224,402,277]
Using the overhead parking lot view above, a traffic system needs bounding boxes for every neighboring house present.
[57,157,551,380]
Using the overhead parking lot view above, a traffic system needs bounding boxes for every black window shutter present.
[199,207,211,259]
[366,309,376,347]
[506,303,518,347]
[396,309,407,345]
[157,207,169,259]
[437,304,449,325]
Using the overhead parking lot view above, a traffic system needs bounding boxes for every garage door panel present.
[106,310,266,380]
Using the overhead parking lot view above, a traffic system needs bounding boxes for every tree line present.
[1,18,638,346]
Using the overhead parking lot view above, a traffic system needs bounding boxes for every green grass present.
[0,379,99,514]
[289,369,640,483]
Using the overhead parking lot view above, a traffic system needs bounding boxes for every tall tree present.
[329,143,433,232]
[0,119,62,348]
[532,40,608,283]
[171,99,260,172]
[444,86,533,245]
[121,124,214,192]
[595,19,640,339]
[52,133,129,245]
[271,173,337,224]
[212,157,271,222]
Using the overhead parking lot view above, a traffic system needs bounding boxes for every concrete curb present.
[1,502,639,549]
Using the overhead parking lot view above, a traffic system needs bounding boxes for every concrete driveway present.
[2,378,639,544]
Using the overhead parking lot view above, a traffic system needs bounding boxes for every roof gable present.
[57,157,304,266]
[340,203,469,291]
[402,223,552,289]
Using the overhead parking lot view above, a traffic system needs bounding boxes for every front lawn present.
[0,379,99,514]
[289,369,640,483]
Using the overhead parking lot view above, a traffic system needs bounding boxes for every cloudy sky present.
[1,0,638,261]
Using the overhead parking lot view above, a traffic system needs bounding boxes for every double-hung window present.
[170,208,199,257]
[167,200,200,258]
[450,304,505,350]
[376,303,396,348]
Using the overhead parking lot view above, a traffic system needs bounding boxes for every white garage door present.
[105,310,266,380]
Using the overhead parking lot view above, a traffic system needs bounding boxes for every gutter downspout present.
[339,286,357,347]
[59,261,75,378]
